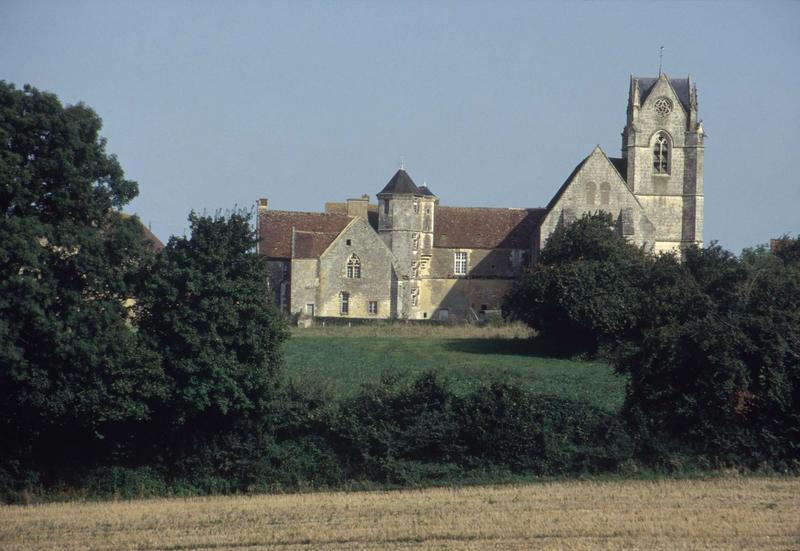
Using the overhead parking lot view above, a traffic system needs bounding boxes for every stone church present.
[257,73,705,321]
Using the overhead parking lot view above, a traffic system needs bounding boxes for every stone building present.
[258,73,705,320]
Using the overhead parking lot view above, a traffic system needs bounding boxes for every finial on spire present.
[658,46,664,76]
[400,155,405,170]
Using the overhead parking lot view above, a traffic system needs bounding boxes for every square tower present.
[622,73,705,254]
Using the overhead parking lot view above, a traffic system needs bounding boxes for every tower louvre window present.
[383,200,390,214]
[346,254,361,278]
[653,133,670,174]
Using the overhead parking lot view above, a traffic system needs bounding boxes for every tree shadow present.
[441,334,579,359]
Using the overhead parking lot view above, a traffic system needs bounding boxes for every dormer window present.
[653,133,670,174]
[346,254,361,278]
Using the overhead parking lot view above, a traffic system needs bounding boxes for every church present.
[257,73,705,321]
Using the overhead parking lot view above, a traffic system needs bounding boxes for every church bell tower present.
[622,73,705,253]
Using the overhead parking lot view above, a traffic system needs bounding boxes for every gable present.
[540,146,653,249]
[636,76,691,113]
[320,217,395,262]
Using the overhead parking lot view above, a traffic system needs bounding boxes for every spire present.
[658,46,664,76]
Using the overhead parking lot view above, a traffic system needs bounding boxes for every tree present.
[618,244,800,464]
[0,82,164,481]
[135,211,288,471]
[502,212,649,353]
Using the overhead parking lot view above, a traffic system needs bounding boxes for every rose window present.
[654,97,672,116]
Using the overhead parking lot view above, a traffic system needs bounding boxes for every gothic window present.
[653,133,670,174]
[411,287,419,307]
[413,200,419,214]
[600,182,610,206]
[454,252,468,275]
[339,292,349,315]
[368,301,378,315]
[346,254,361,278]
[412,232,419,251]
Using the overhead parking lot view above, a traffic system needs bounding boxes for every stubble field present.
[2,477,798,550]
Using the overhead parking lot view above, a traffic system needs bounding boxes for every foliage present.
[770,233,800,265]
[619,244,800,465]
[0,82,164,481]
[334,372,632,484]
[135,211,289,468]
[503,212,649,352]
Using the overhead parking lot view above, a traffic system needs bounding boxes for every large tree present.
[135,211,288,472]
[0,82,165,480]
[502,212,651,353]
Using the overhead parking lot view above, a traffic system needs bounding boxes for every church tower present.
[622,73,705,253]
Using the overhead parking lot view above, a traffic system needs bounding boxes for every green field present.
[283,332,626,412]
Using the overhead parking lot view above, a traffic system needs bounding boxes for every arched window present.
[653,133,670,174]
[346,254,361,278]
[585,182,597,205]
[599,182,610,206]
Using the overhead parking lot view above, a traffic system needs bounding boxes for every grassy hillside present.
[283,328,626,412]
[4,477,797,550]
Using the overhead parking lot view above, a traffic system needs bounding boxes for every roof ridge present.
[264,209,350,217]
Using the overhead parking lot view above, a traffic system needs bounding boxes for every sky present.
[2,0,798,253]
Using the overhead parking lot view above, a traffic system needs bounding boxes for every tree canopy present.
[0,82,164,480]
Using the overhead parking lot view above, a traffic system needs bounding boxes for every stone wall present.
[289,258,318,315]
[538,147,655,254]
[317,218,397,319]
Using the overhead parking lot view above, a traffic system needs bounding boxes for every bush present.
[459,383,632,474]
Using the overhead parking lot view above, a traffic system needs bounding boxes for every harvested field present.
[2,477,798,550]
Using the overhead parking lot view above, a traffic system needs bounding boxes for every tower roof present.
[418,184,436,197]
[634,75,691,112]
[378,168,420,195]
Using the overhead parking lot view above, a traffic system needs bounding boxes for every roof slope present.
[378,169,420,195]
[293,231,342,259]
[434,207,545,249]
[258,210,351,259]
[635,76,691,112]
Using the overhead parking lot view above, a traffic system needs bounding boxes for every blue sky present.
[2,1,798,253]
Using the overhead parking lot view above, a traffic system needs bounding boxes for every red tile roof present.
[434,207,545,249]
[293,231,342,258]
[258,210,351,259]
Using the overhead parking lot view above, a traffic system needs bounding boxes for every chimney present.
[346,195,369,221]
[256,198,268,255]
